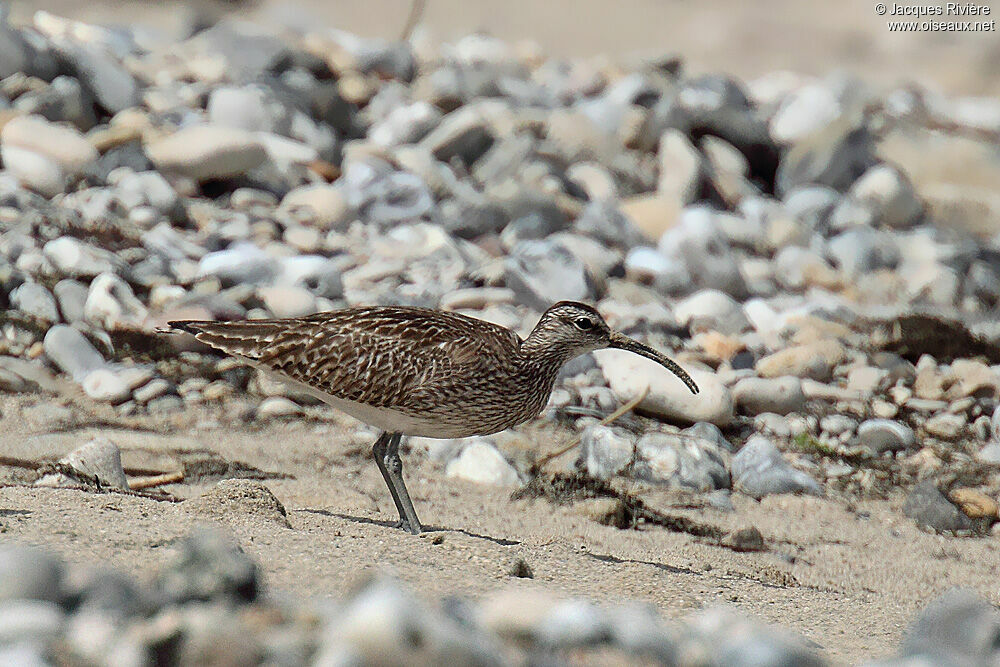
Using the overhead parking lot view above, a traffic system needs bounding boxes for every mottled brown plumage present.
[168,301,698,533]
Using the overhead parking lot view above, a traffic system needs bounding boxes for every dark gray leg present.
[371,432,422,534]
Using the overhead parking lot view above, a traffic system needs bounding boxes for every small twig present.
[128,471,184,491]
[536,385,650,471]
[399,0,427,42]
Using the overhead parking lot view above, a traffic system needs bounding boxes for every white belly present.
[257,366,484,438]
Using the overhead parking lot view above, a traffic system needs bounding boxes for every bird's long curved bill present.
[608,332,700,395]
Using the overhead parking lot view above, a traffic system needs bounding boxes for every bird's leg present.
[371,432,422,534]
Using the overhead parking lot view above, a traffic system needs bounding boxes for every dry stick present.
[127,471,184,491]
[399,0,427,42]
[536,384,650,471]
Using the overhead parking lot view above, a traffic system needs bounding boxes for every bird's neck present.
[517,334,575,382]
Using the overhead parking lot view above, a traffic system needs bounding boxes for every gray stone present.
[732,376,806,415]
[43,325,107,383]
[857,419,915,453]
[673,289,749,335]
[536,599,610,647]
[37,436,129,490]
[826,227,899,278]
[57,41,139,113]
[683,422,733,452]
[9,281,59,322]
[322,575,500,665]
[0,545,63,603]
[197,242,280,286]
[111,169,181,218]
[775,118,877,196]
[43,237,123,279]
[574,201,647,250]
[504,239,594,311]
[157,528,260,604]
[370,101,441,147]
[657,206,747,298]
[607,603,677,660]
[342,160,434,225]
[782,185,841,233]
[770,82,842,144]
[579,425,635,479]
[903,481,972,533]
[634,432,730,491]
[845,164,923,229]
[52,279,89,323]
[420,104,495,165]
[731,435,822,498]
[0,599,63,646]
[901,589,1000,665]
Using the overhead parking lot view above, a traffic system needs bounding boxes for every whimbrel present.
[167,301,698,534]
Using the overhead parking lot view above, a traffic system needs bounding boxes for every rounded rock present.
[597,349,734,427]
[857,419,915,454]
[445,441,519,486]
[732,376,806,416]
[145,125,267,181]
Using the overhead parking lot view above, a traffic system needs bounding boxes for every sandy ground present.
[8,0,1000,96]
[2,393,998,664]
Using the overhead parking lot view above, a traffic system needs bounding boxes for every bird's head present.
[525,301,699,394]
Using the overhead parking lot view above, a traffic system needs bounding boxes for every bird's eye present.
[573,317,595,331]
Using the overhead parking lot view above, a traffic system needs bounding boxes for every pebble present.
[755,340,846,381]
[901,589,1000,664]
[579,424,636,480]
[279,184,352,229]
[1,114,97,196]
[52,279,89,323]
[445,441,520,486]
[81,368,132,404]
[0,545,64,603]
[856,419,915,454]
[0,599,64,646]
[255,396,303,420]
[156,528,260,604]
[43,237,123,278]
[657,206,747,297]
[732,376,806,415]
[9,281,59,322]
[504,239,594,311]
[145,125,267,181]
[673,289,749,335]
[42,325,107,383]
[923,413,965,440]
[36,437,129,490]
[947,488,998,520]
[83,273,148,329]
[731,435,823,498]
[634,432,730,491]
[596,349,734,427]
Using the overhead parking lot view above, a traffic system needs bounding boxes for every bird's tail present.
[165,320,287,359]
